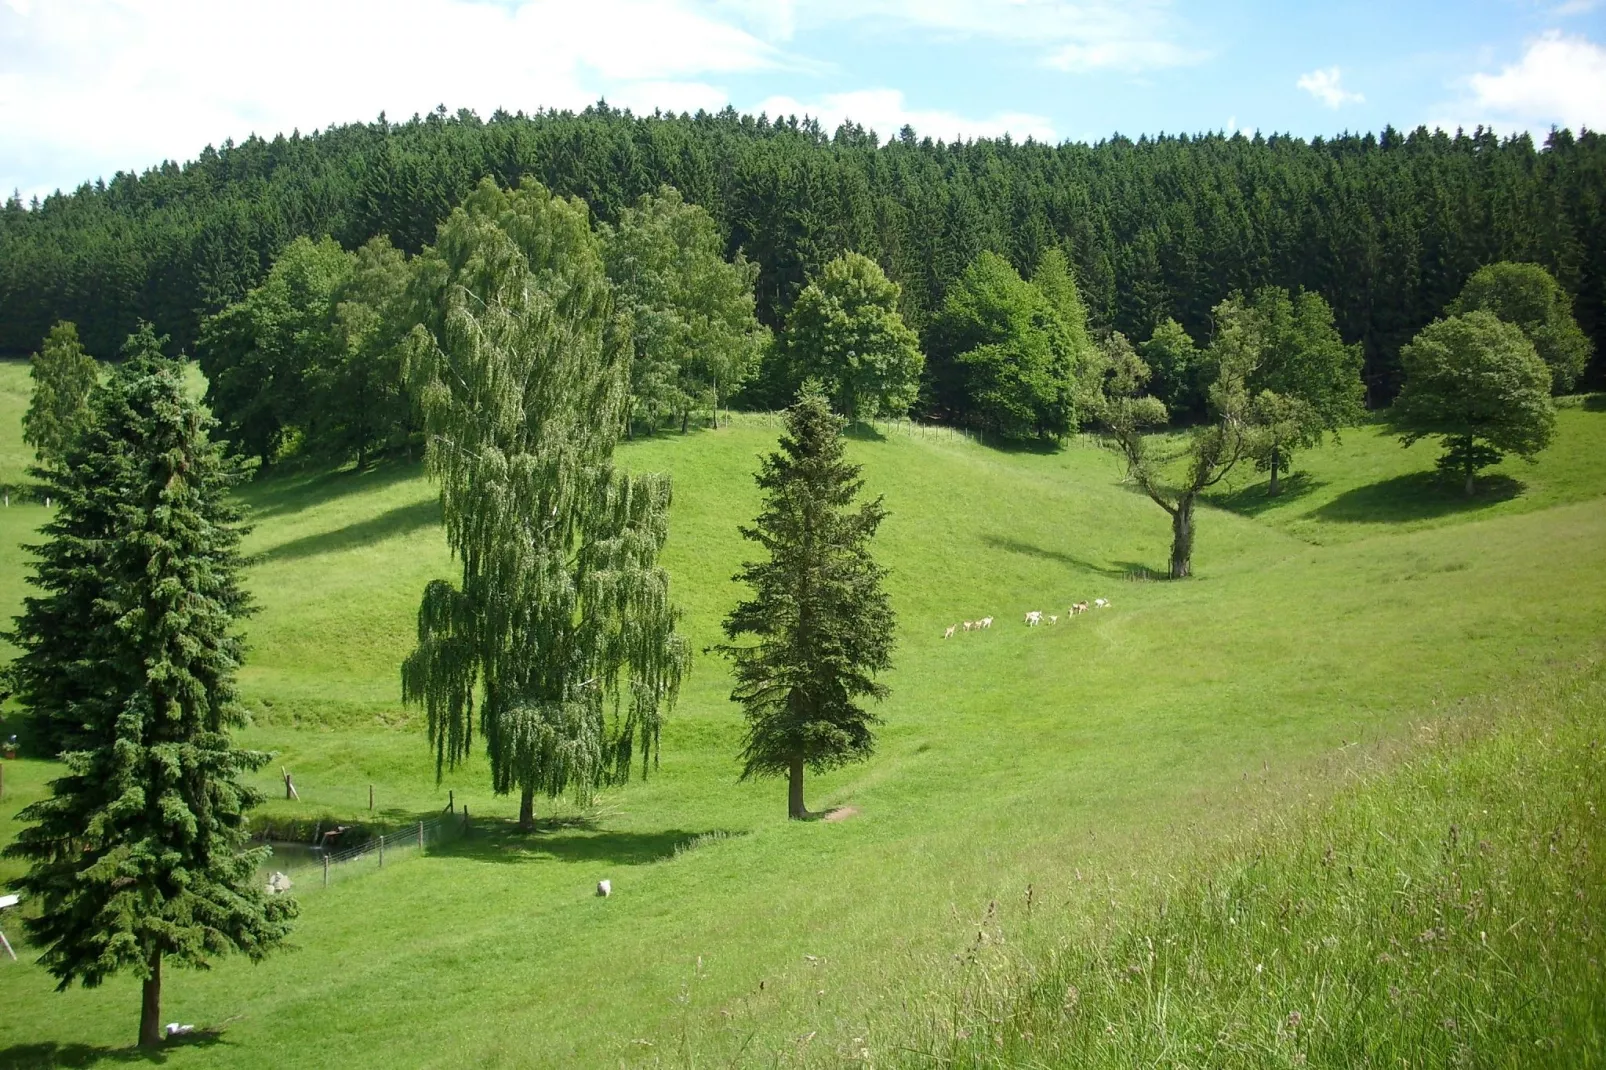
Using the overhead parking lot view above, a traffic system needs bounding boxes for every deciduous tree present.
[400,179,687,830]
[783,253,923,421]
[1449,261,1592,393]
[1390,310,1555,495]
[604,186,769,434]
[718,383,895,819]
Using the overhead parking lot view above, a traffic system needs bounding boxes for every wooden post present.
[378,833,384,868]
[368,784,374,811]
[322,853,329,888]
[282,767,298,801]
[418,820,424,849]
[462,805,469,835]
[445,789,454,813]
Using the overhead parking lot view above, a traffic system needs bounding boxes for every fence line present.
[259,809,471,893]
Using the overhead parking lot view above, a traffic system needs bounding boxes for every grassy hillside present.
[0,357,1603,1067]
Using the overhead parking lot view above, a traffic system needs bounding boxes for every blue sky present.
[2,0,1603,200]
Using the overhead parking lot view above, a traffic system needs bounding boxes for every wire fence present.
[724,408,1102,449]
[258,810,472,894]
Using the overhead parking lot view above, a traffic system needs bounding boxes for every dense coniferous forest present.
[3,102,1603,403]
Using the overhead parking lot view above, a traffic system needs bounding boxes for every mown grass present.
[0,363,1602,1066]
[908,661,1606,1067]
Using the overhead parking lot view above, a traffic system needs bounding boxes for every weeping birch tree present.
[400,178,688,830]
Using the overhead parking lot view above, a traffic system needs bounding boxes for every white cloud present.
[1460,31,1606,131]
[1553,0,1598,14]
[755,88,1056,144]
[1297,67,1364,109]
[0,0,779,198]
[775,0,1206,74]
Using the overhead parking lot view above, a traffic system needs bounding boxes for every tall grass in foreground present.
[905,665,1606,1068]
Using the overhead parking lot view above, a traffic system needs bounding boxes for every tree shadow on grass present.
[1314,471,1522,523]
[1207,471,1328,518]
[981,534,1158,580]
[843,422,887,442]
[250,498,440,564]
[430,815,740,866]
[0,1030,226,1068]
[1583,393,1606,412]
[235,458,423,524]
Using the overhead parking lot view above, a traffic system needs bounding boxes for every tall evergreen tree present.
[21,321,98,468]
[4,325,294,1048]
[401,178,687,830]
[1390,311,1555,495]
[718,383,896,820]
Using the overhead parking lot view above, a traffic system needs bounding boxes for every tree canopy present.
[4,108,1602,399]
[604,185,769,433]
[783,252,924,420]
[1390,310,1555,495]
[929,250,1086,438]
[400,178,687,830]
[1448,261,1593,393]
[4,326,294,1046]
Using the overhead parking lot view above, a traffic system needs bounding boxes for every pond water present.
[255,840,322,875]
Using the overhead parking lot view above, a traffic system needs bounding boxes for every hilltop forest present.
[2,103,1604,406]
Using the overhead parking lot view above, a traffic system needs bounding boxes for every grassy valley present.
[0,360,1604,1066]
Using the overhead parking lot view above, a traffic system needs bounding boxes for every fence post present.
[418,820,424,850]
[369,784,374,811]
[463,805,470,836]
[378,833,384,868]
[322,853,329,888]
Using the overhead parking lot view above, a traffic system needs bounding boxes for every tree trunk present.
[518,785,535,831]
[138,949,162,1048]
[1267,446,1281,497]
[787,756,807,820]
[680,409,690,434]
[1169,501,1194,579]
[1465,466,1476,496]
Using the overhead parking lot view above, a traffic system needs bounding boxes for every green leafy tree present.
[1390,311,1555,495]
[1140,317,1205,421]
[401,179,688,830]
[4,325,294,1048]
[22,321,99,467]
[604,186,769,434]
[1098,304,1257,579]
[933,251,1080,438]
[197,236,352,467]
[312,236,412,468]
[1448,261,1593,393]
[718,383,895,819]
[783,253,923,421]
[1242,287,1366,495]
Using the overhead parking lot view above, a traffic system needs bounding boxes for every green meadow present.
[0,358,1604,1067]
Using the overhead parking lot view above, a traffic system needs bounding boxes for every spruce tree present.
[401,179,688,830]
[4,325,294,1048]
[21,320,99,468]
[718,383,896,820]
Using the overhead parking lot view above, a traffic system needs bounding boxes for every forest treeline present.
[3,102,1604,402]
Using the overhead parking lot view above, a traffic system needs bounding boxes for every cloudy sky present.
[2,0,1603,200]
